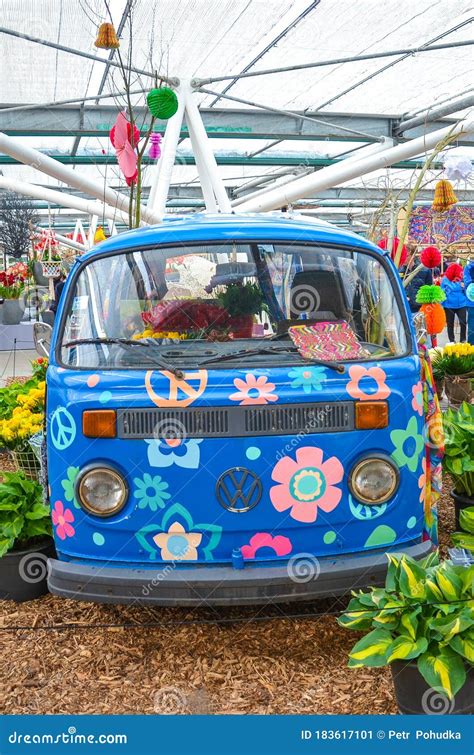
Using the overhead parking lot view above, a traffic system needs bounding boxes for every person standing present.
[441,263,467,342]
[464,259,474,345]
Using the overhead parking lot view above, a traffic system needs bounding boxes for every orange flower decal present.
[346,365,390,401]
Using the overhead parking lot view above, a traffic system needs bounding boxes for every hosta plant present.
[442,402,474,496]
[452,507,474,555]
[338,552,474,699]
[0,472,51,557]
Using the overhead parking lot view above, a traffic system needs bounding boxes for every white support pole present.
[233,138,395,208]
[184,87,232,213]
[186,113,218,212]
[0,132,161,224]
[73,219,86,243]
[0,176,131,226]
[88,215,99,248]
[147,86,186,217]
[52,231,86,253]
[106,219,119,236]
[236,116,474,212]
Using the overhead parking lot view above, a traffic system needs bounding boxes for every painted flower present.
[51,500,75,540]
[288,366,326,394]
[230,374,278,405]
[411,381,424,416]
[146,438,202,469]
[241,532,292,560]
[270,446,344,523]
[346,365,390,401]
[418,457,427,503]
[391,416,424,473]
[61,466,80,508]
[133,473,171,511]
[152,521,202,561]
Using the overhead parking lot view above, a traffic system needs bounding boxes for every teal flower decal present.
[390,416,424,472]
[135,503,222,561]
[61,466,80,508]
[133,473,171,511]
[288,366,327,394]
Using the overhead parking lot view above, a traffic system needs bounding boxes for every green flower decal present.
[390,416,424,472]
[61,466,80,508]
[133,473,171,512]
[135,503,222,561]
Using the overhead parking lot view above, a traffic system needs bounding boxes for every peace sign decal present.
[50,406,77,450]
[145,370,208,408]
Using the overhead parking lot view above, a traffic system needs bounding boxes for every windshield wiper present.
[201,345,345,373]
[62,338,184,378]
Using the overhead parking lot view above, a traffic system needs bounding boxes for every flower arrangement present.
[133,330,187,341]
[0,268,27,299]
[141,300,230,337]
[0,380,45,450]
[215,282,265,318]
[31,356,48,380]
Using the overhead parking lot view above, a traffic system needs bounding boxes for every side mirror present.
[33,322,52,358]
[413,311,427,346]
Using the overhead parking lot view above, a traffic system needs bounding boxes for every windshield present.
[59,242,410,369]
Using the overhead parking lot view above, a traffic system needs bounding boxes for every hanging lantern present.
[443,153,472,181]
[415,285,446,335]
[444,263,463,282]
[94,22,120,49]
[109,112,138,180]
[377,236,407,266]
[432,179,458,212]
[147,87,179,120]
[94,226,107,244]
[420,246,441,269]
[110,121,140,149]
[148,132,162,160]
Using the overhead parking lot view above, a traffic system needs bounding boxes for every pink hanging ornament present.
[110,111,138,180]
[148,132,162,160]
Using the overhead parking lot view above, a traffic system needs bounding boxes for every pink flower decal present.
[230,374,278,405]
[418,458,427,503]
[346,365,390,401]
[241,532,292,560]
[411,381,423,415]
[51,500,75,540]
[270,446,344,523]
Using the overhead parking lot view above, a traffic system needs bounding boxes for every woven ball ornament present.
[416,284,446,305]
[147,88,179,120]
[420,246,441,269]
[445,263,463,282]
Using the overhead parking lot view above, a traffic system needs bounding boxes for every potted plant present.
[0,269,26,325]
[216,282,265,338]
[442,343,474,405]
[0,471,54,601]
[451,507,474,559]
[338,552,474,714]
[443,402,474,527]
[0,378,45,479]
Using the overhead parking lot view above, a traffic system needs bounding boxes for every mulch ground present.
[0,450,456,715]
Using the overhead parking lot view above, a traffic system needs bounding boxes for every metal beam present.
[396,93,474,134]
[2,106,473,145]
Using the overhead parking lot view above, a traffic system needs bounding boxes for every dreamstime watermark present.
[8,725,127,746]
[287,553,321,584]
[18,552,50,584]
[153,417,187,443]
[153,687,212,714]
[421,687,455,715]
[275,405,334,460]
[290,283,321,316]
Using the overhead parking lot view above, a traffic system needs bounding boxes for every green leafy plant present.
[452,507,474,555]
[0,471,52,557]
[216,282,265,318]
[338,552,474,699]
[442,402,474,497]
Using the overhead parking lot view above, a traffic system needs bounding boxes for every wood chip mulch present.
[0,451,457,715]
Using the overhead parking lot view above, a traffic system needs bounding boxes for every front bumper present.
[48,538,433,606]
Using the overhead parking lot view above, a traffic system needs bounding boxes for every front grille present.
[117,402,354,439]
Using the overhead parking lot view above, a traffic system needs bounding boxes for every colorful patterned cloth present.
[288,321,370,361]
[409,206,474,246]
[419,344,444,544]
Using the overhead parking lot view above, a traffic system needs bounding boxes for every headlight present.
[76,465,128,516]
[349,456,398,504]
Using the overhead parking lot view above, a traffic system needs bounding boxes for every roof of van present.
[79,212,387,261]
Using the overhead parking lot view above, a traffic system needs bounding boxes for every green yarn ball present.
[147,87,179,120]
[416,284,446,304]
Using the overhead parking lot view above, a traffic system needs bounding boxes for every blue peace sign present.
[50,407,76,450]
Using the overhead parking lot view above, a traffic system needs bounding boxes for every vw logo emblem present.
[215,467,262,513]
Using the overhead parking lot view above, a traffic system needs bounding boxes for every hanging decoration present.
[432,179,458,212]
[444,262,463,282]
[415,285,446,335]
[109,112,138,182]
[110,120,140,150]
[376,236,408,266]
[94,22,120,49]
[420,245,441,269]
[147,87,179,120]
[148,132,162,160]
[442,153,472,182]
[94,226,107,244]
[34,229,60,259]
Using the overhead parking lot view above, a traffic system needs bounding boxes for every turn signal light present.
[355,401,388,430]
[83,410,116,438]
